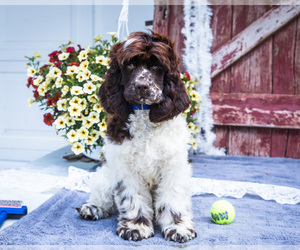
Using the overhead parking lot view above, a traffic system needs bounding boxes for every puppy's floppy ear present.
[98,42,129,120]
[149,34,191,123]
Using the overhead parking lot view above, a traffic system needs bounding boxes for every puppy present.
[77,31,197,243]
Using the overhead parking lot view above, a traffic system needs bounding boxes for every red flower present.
[55,61,62,68]
[43,113,55,126]
[48,50,60,63]
[66,46,75,53]
[184,72,191,81]
[47,93,61,106]
[33,89,39,100]
[26,77,33,88]
[69,62,80,67]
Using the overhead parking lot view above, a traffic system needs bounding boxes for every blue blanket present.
[0,155,299,246]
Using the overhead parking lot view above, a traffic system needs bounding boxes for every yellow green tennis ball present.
[210,200,235,225]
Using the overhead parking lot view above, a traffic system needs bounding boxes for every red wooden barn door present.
[154,3,300,159]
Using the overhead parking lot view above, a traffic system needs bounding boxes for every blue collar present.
[129,104,151,110]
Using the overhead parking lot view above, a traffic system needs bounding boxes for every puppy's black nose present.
[135,80,150,91]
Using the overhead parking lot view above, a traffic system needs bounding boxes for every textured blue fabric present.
[0,155,299,246]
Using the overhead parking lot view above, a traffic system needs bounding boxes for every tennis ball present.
[210,200,235,225]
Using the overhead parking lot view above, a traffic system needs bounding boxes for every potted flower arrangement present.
[26,34,201,156]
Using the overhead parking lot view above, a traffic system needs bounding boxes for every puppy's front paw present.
[76,202,109,220]
[117,220,154,241]
[163,226,197,243]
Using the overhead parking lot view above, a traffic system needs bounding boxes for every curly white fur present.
[77,110,196,242]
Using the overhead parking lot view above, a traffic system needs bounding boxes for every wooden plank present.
[211,93,300,128]
[228,127,249,156]
[295,16,300,94]
[153,2,169,36]
[211,5,300,79]
[232,5,272,37]
[271,129,288,157]
[210,70,231,93]
[248,128,271,157]
[212,126,229,152]
[231,39,272,93]
[286,130,300,159]
[211,5,232,52]
[273,19,297,94]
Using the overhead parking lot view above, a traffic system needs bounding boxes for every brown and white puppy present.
[77,31,196,243]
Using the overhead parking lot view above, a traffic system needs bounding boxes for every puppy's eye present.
[127,63,135,70]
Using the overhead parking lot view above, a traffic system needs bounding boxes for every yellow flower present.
[61,85,69,96]
[190,90,201,103]
[33,51,42,58]
[87,94,99,103]
[69,96,81,106]
[68,104,83,117]
[93,103,103,113]
[82,117,93,129]
[98,121,107,132]
[71,142,85,155]
[55,76,63,88]
[70,86,84,96]
[65,116,76,127]
[33,76,43,86]
[67,129,78,143]
[80,60,89,70]
[88,111,100,124]
[57,99,68,111]
[77,127,89,140]
[37,84,46,96]
[27,67,36,77]
[94,35,102,43]
[78,50,88,61]
[107,32,116,38]
[28,97,34,107]
[76,72,85,82]
[85,136,96,146]
[90,130,100,140]
[83,81,96,94]
[54,116,66,129]
[190,138,197,150]
[90,74,103,82]
[58,52,69,61]
[95,55,109,66]
[66,66,79,75]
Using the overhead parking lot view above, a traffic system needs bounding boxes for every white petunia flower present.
[80,60,89,71]
[37,84,47,96]
[65,116,76,127]
[57,99,68,111]
[49,67,62,79]
[93,103,103,113]
[28,97,34,107]
[77,127,89,140]
[33,76,43,86]
[90,130,100,140]
[76,72,85,82]
[68,104,83,117]
[82,117,93,129]
[71,142,85,155]
[85,136,96,146]
[66,66,79,75]
[87,94,99,103]
[88,111,100,124]
[78,50,88,61]
[81,68,91,80]
[95,55,109,66]
[55,76,63,88]
[27,67,36,77]
[61,85,69,96]
[54,116,66,129]
[90,74,103,82]
[67,129,78,143]
[58,52,69,61]
[70,86,84,96]
[83,81,96,94]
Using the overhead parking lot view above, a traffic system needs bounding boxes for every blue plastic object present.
[0,206,27,227]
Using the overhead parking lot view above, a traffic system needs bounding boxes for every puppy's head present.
[99,31,191,123]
